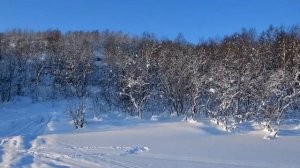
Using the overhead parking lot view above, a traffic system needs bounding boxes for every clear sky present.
[0,0,299,43]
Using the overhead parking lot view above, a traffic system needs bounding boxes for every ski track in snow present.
[27,147,144,168]
[0,101,150,168]
[0,136,33,168]
[0,102,54,167]
[0,100,300,168]
[24,145,299,168]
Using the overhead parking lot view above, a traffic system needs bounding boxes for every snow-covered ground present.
[0,98,300,168]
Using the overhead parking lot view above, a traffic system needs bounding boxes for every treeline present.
[0,26,300,130]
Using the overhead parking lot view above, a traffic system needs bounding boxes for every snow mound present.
[150,115,159,121]
[186,117,198,124]
[1,98,300,167]
[264,130,279,140]
[125,146,150,154]
[209,88,216,93]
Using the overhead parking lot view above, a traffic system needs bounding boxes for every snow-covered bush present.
[67,100,86,129]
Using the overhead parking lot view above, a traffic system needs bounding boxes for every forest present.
[0,26,300,131]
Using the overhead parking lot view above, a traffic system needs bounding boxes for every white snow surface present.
[0,97,300,168]
[209,88,216,93]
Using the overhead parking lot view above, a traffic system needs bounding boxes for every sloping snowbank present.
[0,98,300,168]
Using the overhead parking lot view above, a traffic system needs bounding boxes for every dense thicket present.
[0,26,300,130]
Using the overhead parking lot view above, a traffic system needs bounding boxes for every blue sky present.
[0,0,299,43]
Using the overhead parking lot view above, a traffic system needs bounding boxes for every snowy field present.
[1,98,300,168]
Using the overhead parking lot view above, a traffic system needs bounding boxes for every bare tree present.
[157,37,194,117]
